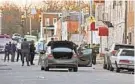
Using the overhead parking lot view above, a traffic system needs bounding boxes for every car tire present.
[68,68,72,72]
[45,67,49,71]
[73,67,78,72]
[41,66,44,71]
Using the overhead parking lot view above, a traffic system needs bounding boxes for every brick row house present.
[127,1,134,45]
[42,12,61,42]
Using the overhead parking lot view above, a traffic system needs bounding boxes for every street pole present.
[0,10,2,34]
[40,13,43,39]
[29,15,32,35]
[90,0,93,45]
[124,1,127,44]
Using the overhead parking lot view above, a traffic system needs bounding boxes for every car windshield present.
[52,47,72,52]
[115,45,134,50]
[120,50,134,56]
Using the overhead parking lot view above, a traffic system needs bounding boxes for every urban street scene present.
[0,0,134,84]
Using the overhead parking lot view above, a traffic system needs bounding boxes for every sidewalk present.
[96,54,104,64]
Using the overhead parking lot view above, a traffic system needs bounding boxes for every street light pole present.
[29,15,32,35]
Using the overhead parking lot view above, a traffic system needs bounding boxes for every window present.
[53,18,57,25]
[128,32,132,44]
[120,50,134,56]
[45,18,50,26]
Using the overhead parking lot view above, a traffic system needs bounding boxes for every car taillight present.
[119,60,129,63]
[48,54,53,58]
[111,50,116,55]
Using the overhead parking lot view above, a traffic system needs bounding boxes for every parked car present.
[109,49,134,72]
[0,35,12,53]
[77,46,93,67]
[103,43,134,70]
[40,41,78,72]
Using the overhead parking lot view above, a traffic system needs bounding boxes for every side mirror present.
[105,48,109,51]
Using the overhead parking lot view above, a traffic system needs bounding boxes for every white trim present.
[43,12,62,15]
[53,18,57,25]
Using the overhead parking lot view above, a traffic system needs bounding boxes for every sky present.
[0,0,43,6]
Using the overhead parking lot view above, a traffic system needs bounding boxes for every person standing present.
[37,39,47,65]
[16,41,22,62]
[8,42,12,57]
[4,43,10,62]
[92,44,97,65]
[11,42,16,62]
[30,40,36,65]
[21,38,30,66]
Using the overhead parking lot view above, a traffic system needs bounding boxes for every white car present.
[109,49,134,72]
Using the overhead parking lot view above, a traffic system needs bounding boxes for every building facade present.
[42,12,61,42]
[127,1,134,45]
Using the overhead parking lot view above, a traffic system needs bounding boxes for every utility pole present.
[0,10,2,34]
[124,1,127,44]
[29,15,32,35]
[90,0,93,45]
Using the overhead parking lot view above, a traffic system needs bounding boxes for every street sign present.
[31,8,37,15]
[88,16,96,23]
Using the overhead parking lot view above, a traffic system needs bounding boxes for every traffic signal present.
[21,14,25,22]
[39,14,41,22]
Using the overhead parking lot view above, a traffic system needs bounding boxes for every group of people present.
[4,38,47,66]
[4,37,54,66]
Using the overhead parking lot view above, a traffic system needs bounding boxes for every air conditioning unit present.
[58,14,62,17]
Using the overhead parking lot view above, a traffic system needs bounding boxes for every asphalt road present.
[0,54,134,84]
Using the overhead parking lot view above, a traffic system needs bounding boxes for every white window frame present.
[53,18,57,25]
[45,18,50,26]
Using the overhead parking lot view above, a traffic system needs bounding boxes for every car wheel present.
[115,62,120,73]
[68,68,72,72]
[45,67,49,71]
[41,66,44,71]
[73,67,78,72]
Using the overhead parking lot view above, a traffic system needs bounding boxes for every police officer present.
[11,42,16,62]
[4,43,10,62]
[30,40,36,65]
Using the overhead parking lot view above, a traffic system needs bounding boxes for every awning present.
[102,21,114,27]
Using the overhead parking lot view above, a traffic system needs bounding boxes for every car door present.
[78,48,92,67]
[110,50,120,67]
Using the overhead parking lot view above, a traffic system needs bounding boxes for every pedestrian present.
[11,42,16,62]
[4,43,10,62]
[16,41,22,62]
[92,44,97,65]
[38,39,47,65]
[21,38,30,66]
[8,42,12,56]
[30,40,36,65]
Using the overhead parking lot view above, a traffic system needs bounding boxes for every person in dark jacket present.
[30,40,36,65]
[21,38,30,66]
[11,42,16,62]
[4,43,10,62]
[92,44,97,65]
[8,42,12,56]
